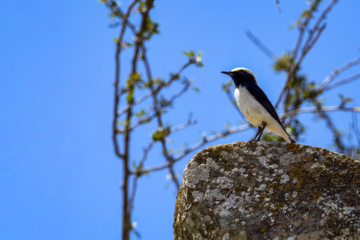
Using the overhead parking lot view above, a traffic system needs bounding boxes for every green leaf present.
[122,42,133,49]
[159,96,172,108]
[273,53,293,72]
[126,91,134,103]
[288,23,296,30]
[300,9,311,19]
[132,161,138,170]
[138,1,146,12]
[135,109,146,118]
[117,120,126,126]
[222,81,233,92]
[196,61,204,67]
[130,72,141,81]
[152,127,171,141]
[192,86,200,93]
[262,132,284,142]
[170,73,180,80]
[183,50,195,58]
[152,130,162,141]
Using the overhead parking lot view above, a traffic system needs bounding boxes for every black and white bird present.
[221,67,295,143]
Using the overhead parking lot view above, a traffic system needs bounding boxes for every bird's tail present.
[281,131,296,143]
[288,136,296,143]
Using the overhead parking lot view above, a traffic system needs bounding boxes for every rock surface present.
[174,142,360,240]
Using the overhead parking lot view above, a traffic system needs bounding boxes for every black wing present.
[244,83,285,129]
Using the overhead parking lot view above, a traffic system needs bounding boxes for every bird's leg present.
[251,127,262,142]
[256,122,267,141]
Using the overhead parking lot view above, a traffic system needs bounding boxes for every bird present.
[221,67,295,143]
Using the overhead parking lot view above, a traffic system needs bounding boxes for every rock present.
[173,142,360,240]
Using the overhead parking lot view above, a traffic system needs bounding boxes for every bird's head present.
[221,67,257,87]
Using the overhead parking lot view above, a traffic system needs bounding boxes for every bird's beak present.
[221,71,232,76]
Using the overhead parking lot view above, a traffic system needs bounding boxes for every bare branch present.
[138,105,360,174]
[275,0,338,110]
[274,85,288,109]
[276,0,281,12]
[280,106,360,118]
[352,111,360,146]
[125,113,156,131]
[246,31,275,61]
[293,2,316,60]
[141,38,181,189]
[324,74,360,91]
[138,123,252,174]
[109,0,139,160]
[171,120,197,134]
[129,142,154,213]
[105,3,137,33]
[297,23,326,65]
[118,81,195,133]
[169,80,193,101]
[297,0,338,63]
[160,60,195,90]
[318,57,360,90]
[119,57,196,126]
[118,93,151,116]
[106,1,152,239]
[304,0,337,50]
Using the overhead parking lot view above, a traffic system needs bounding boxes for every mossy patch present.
[174,142,360,240]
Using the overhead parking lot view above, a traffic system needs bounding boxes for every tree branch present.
[246,30,275,61]
[129,142,154,213]
[137,123,252,174]
[274,0,338,109]
[318,57,360,90]
[118,92,151,116]
[141,35,181,189]
[137,104,360,174]
[280,105,360,118]
[324,74,360,91]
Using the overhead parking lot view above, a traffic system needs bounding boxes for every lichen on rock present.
[173,142,360,240]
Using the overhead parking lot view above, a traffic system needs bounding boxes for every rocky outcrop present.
[174,142,360,240]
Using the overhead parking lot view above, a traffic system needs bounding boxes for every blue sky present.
[1,1,360,239]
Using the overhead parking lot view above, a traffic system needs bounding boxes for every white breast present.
[234,86,291,142]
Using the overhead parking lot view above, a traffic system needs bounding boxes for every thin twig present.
[280,106,360,118]
[297,23,326,65]
[246,31,275,61]
[124,113,156,131]
[118,92,151,116]
[276,0,281,12]
[112,1,147,239]
[129,142,154,213]
[324,74,360,91]
[168,80,193,103]
[292,2,316,60]
[138,124,252,174]
[352,111,360,145]
[318,57,360,90]
[141,39,181,189]
[274,0,338,109]
[302,0,337,55]
[109,0,139,160]
[171,120,197,134]
[137,105,360,174]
